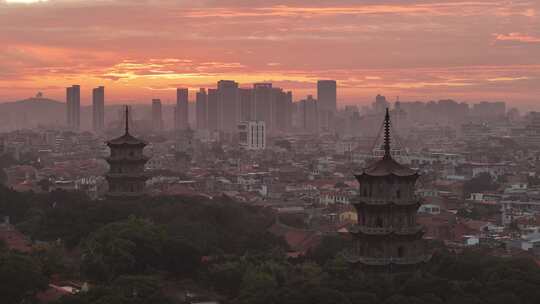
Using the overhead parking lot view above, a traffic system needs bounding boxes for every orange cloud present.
[0,0,539,107]
[495,32,540,43]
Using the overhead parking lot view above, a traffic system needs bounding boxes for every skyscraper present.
[207,89,219,131]
[253,83,274,133]
[196,88,208,130]
[66,85,80,131]
[66,87,73,127]
[317,80,337,113]
[217,80,239,133]
[239,88,253,122]
[300,95,318,134]
[317,80,337,132]
[92,86,105,133]
[151,99,163,132]
[274,89,293,133]
[373,94,389,114]
[175,88,189,130]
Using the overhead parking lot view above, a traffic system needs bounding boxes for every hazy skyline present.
[1,0,539,108]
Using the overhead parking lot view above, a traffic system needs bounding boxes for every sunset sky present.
[1,0,539,108]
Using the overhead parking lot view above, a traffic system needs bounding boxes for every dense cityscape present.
[2,0,540,303]
[1,79,540,303]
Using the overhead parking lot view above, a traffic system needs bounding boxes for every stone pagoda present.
[349,108,430,272]
[105,106,149,200]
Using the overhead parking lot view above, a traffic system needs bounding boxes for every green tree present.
[237,269,278,304]
[208,261,246,298]
[81,217,165,282]
[0,252,48,303]
[33,243,67,277]
[161,237,201,276]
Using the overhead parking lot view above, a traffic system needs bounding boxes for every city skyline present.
[1,0,539,108]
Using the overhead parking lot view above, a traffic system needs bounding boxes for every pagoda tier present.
[105,106,149,200]
[348,109,430,271]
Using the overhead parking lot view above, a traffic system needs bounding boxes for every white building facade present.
[238,121,266,150]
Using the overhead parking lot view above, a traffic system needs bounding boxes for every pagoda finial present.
[383,108,391,160]
[124,105,129,135]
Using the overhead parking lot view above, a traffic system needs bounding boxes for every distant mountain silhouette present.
[0,97,66,131]
[0,98,182,132]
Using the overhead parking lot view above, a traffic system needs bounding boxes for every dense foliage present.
[1,185,540,303]
[0,187,285,254]
[0,244,48,303]
[202,250,540,304]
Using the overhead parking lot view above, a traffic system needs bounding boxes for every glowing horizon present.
[0,0,539,109]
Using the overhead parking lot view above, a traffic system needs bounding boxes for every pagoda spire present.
[383,108,391,160]
[124,105,129,135]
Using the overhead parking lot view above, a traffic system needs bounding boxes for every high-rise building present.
[66,87,72,127]
[349,109,430,271]
[151,99,163,132]
[238,121,266,150]
[175,88,189,130]
[472,101,506,120]
[317,80,337,132]
[239,88,253,122]
[106,106,149,200]
[274,89,293,133]
[317,80,337,113]
[92,86,105,133]
[207,89,219,131]
[217,80,239,133]
[66,85,80,131]
[196,88,208,130]
[300,95,318,134]
[253,83,274,133]
[373,94,389,114]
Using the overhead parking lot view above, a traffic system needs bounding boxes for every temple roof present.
[107,133,146,146]
[357,157,417,177]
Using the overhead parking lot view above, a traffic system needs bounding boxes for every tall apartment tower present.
[300,95,318,134]
[349,109,430,271]
[175,88,189,130]
[217,80,239,133]
[92,86,105,133]
[317,80,337,112]
[274,89,293,133]
[207,89,219,131]
[317,80,337,132]
[151,99,163,132]
[196,88,208,130]
[66,87,72,127]
[66,85,80,131]
[239,88,253,122]
[252,83,274,133]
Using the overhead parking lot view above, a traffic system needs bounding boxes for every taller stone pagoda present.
[105,106,149,200]
[349,108,430,271]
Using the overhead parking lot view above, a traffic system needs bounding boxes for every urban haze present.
[1,1,540,304]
